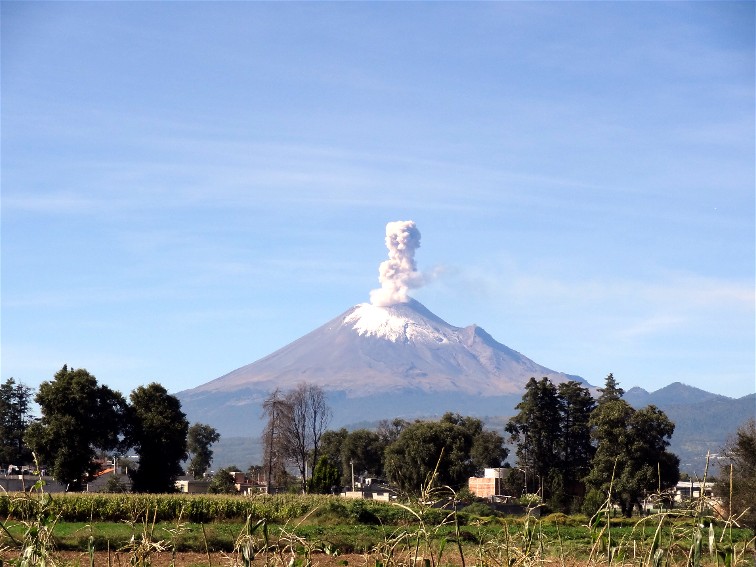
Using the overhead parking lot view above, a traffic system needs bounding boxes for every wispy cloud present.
[2,192,111,214]
[428,261,754,344]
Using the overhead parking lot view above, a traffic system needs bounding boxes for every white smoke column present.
[369,220,423,306]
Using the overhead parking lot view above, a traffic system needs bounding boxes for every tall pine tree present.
[505,377,562,498]
[0,378,34,466]
[555,380,596,511]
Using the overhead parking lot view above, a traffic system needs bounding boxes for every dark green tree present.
[384,416,506,495]
[309,455,341,494]
[318,428,348,468]
[0,378,34,466]
[585,384,679,517]
[341,428,386,483]
[186,423,220,479]
[556,380,596,511]
[626,405,679,493]
[505,377,562,498]
[127,383,188,493]
[715,419,756,529]
[582,395,633,515]
[374,418,409,480]
[597,373,624,403]
[471,429,508,472]
[208,468,238,494]
[24,366,128,490]
[384,420,470,494]
[442,413,507,473]
[557,381,595,476]
[317,428,389,486]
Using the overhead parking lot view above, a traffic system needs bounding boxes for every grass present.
[3,513,748,552]
[1,466,754,566]
[1,515,753,566]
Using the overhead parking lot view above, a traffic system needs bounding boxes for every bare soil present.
[2,550,379,567]
[1,550,604,567]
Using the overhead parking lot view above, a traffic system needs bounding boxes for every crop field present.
[1,491,753,567]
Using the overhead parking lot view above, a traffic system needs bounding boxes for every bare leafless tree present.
[307,384,331,472]
[716,418,756,530]
[261,388,291,492]
[282,383,332,493]
[377,417,409,445]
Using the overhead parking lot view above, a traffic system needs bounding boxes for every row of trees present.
[263,375,680,517]
[6,366,750,526]
[506,374,679,516]
[0,367,220,492]
[261,384,508,495]
[321,413,507,494]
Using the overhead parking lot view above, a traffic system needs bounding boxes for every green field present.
[1,492,754,566]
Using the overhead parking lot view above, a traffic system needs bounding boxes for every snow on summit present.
[343,302,453,344]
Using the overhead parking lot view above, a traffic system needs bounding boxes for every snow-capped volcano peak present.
[343,300,456,344]
[176,221,591,439]
[187,298,585,399]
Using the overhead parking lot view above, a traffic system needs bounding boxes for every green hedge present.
[0,492,422,524]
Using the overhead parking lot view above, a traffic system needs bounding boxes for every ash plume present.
[369,220,423,306]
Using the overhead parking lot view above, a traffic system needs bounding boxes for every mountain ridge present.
[624,382,731,407]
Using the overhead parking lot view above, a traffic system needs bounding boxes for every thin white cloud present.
[2,192,108,214]
[614,314,689,340]
[431,262,754,343]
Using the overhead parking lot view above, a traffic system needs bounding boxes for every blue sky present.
[2,2,754,400]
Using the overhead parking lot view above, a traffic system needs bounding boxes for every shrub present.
[581,488,606,517]
[461,502,498,518]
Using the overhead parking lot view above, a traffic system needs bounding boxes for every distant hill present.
[624,382,730,407]
[624,384,755,477]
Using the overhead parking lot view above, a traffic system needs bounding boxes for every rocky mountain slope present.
[178,298,585,436]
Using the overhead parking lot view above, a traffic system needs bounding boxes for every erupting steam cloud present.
[369,220,423,306]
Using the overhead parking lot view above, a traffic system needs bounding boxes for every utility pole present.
[350,459,355,492]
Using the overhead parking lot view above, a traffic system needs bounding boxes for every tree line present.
[506,374,681,516]
[0,366,219,492]
[4,367,753,525]
[261,383,508,495]
[264,375,683,517]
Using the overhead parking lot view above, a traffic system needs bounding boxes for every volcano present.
[177,299,587,436]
